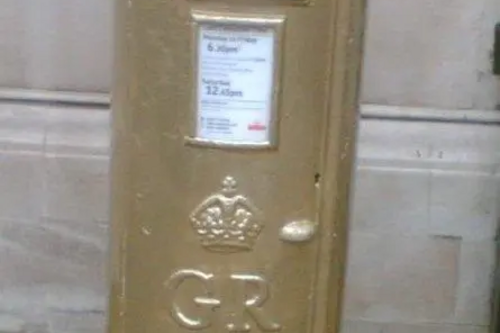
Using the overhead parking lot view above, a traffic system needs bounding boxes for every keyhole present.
[314,173,321,186]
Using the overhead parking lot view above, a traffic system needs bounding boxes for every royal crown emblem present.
[190,176,263,253]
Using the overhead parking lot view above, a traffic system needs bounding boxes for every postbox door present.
[109,0,365,333]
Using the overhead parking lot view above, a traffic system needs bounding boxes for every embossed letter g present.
[167,269,221,329]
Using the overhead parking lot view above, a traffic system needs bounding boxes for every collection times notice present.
[197,25,275,144]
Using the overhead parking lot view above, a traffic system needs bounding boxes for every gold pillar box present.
[108,0,366,332]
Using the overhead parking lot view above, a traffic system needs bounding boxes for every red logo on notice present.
[248,123,267,131]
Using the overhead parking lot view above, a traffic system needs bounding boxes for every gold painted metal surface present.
[190,0,312,7]
[108,0,366,333]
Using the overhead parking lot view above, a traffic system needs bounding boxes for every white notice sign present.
[197,24,275,144]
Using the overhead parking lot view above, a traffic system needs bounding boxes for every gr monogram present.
[166,269,281,332]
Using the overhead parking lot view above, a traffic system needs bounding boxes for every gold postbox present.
[108,0,366,332]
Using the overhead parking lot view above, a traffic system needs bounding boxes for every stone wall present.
[0,0,499,332]
[362,0,500,110]
[0,0,498,109]
[0,103,497,333]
